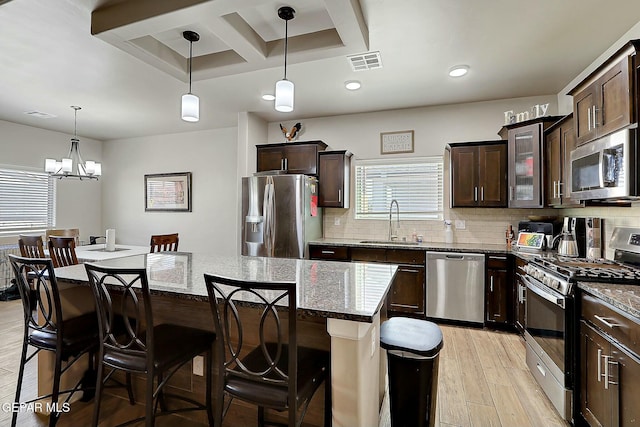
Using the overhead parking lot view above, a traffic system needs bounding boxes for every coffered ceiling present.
[1,0,640,141]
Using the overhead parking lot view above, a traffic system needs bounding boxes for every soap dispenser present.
[444,220,453,244]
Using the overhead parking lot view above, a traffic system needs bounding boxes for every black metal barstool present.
[85,263,215,427]
[8,254,98,427]
[204,273,331,427]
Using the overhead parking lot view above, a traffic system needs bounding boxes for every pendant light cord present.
[284,19,288,80]
[188,40,193,94]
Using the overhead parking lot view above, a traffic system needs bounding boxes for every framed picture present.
[144,172,192,212]
[380,130,414,154]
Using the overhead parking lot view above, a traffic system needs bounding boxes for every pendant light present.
[45,106,101,180]
[275,6,295,113]
[181,30,200,122]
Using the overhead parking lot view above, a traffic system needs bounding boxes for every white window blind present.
[355,157,443,220]
[0,167,56,233]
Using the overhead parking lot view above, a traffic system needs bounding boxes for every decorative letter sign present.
[380,130,414,154]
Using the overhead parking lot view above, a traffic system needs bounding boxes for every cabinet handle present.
[490,276,494,292]
[489,255,507,260]
[280,158,285,170]
[557,181,563,197]
[594,315,620,329]
[603,354,611,389]
[321,250,335,255]
[474,186,478,202]
[284,158,288,171]
[509,186,514,201]
[587,106,591,131]
[592,105,598,128]
[401,268,421,273]
[481,186,484,201]
[597,348,603,382]
[338,189,342,203]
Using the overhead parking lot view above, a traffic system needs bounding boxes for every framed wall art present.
[380,130,414,154]
[144,172,192,212]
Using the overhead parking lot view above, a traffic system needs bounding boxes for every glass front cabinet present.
[506,118,561,208]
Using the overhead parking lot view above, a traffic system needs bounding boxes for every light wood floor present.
[0,299,568,427]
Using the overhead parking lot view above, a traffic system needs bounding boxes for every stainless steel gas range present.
[520,227,640,422]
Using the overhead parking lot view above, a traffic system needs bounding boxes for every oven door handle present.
[523,275,565,308]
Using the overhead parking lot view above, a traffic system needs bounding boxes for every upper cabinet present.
[256,141,328,175]
[569,40,640,146]
[544,114,581,207]
[505,117,561,208]
[318,151,352,208]
[448,141,508,208]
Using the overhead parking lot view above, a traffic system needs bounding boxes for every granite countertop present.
[310,237,512,254]
[54,252,397,323]
[578,282,640,320]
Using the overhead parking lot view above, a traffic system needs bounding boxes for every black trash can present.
[380,317,443,427]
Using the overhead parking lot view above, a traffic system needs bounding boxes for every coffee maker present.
[553,217,602,258]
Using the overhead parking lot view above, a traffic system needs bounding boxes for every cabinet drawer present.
[309,245,349,261]
[581,292,640,355]
[486,254,509,269]
[350,248,386,262]
[386,249,425,265]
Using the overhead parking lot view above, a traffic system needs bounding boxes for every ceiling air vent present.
[24,110,57,119]
[347,51,382,71]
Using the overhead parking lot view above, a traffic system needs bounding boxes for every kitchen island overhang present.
[49,252,397,427]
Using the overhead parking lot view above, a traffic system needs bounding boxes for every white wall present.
[0,120,103,245]
[101,126,238,254]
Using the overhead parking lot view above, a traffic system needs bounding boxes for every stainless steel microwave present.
[570,129,639,200]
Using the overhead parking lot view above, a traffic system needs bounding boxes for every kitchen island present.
[51,252,397,427]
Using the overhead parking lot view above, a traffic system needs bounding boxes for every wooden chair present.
[45,228,80,247]
[204,273,331,427]
[85,263,215,427]
[18,235,46,258]
[48,237,78,268]
[149,233,179,253]
[8,255,98,427]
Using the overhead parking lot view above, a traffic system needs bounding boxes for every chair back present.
[18,235,46,258]
[84,264,153,370]
[48,236,79,268]
[150,233,179,253]
[8,255,63,339]
[204,274,297,398]
[46,228,80,246]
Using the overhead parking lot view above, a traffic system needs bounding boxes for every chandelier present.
[45,106,101,180]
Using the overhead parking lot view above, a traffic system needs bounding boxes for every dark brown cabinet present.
[449,141,507,207]
[256,141,327,175]
[485,254,512,325]
[570,46,636,146]
[544,114,581,207]
[328,246,426,318]
[579,291,640,427]
[318,151,352,208]
[513,256,527,334]
[505,117,561,208]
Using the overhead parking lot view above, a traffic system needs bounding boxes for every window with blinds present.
[355,157,443,220]
[0,167,56,233]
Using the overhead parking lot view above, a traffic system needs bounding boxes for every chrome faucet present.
[389,199,400,241]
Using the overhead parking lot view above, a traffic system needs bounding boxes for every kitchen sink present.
[359,240,420,246]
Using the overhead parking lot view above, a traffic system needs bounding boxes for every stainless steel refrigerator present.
[241,174,322,259]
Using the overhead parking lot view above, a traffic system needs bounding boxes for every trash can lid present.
[380,317,443,357]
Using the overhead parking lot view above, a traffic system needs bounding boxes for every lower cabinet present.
[514,256,527,334]
[311,245,426,318]
[580,292,640,427]
[485,254,513,326]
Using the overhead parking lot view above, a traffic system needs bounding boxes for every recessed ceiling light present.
[262,94,275,101]
[345,80,361,90]
[448,65,469,77]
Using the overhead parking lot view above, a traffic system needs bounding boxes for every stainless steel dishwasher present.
[426,252,485,323]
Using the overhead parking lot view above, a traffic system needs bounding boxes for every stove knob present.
[543,276,551,286]
[550,279,559,290]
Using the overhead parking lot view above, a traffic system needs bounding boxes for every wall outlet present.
[455,220,466,230]
[334,217,341,226]
[192,355,204,376]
